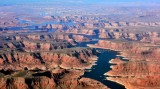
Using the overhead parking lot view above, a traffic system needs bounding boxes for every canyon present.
[88,39,160,89]
[0,32,109,89]
[0,2,160,89]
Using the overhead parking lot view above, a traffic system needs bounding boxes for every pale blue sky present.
[0,0,160,5]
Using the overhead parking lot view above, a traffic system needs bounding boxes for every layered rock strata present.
[89,39,160,89]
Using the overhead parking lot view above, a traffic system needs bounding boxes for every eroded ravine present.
[78,41,125,89]
[83,50,125,89]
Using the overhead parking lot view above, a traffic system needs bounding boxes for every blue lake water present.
[78,41,125,89]
[8,20,75,31]
[8,21,125,88]
[83,49,125,89]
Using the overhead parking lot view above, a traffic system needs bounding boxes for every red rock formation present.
[72,35,89,42]
[0,48,97,70]
[109,58,126,64]
[66,29,95,35]
[90,39,160,89]
[0,69,108,89]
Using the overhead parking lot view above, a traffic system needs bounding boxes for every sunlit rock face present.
[0,69,109,89]
[91,39,160,89]
[1,3,160,89]
[0,32,108,89]
[0,48,97,70]
[98,28,160,43]
[66,29,95,35]
[0,33,97,70]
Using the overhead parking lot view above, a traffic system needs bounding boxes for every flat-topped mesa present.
[3,20,160,42]
[66,29,95,35]
[3,34,74,51]
[1,34,73,42]
[94,39,138,51]
[109,58,126,64]
[107,75,160,89]
[2,39,73,52]
[52,34,90,43]
[98,39,160,89]
[46,24,64,30]
[0,69,109,89]
[122,47,160,61]
[106,61,160,77]
[25,34,73,42]
[104,22,160,28]
[22,40,73,52]
[106,61,160,89]
[72,35,90,42]
[94,39,160,61]
[98,28,160,42]
[0,48,97,70]
[22,41,37,51]
[140,32,160,44]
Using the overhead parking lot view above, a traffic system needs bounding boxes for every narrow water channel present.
[77,41,125,89]
[83,49,125,89]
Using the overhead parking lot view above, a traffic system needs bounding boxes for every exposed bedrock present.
[0,69,109,89]
[0,48,97,70]
[98,30,160,43]
[66,29,95,35]
[90,39,160,89]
